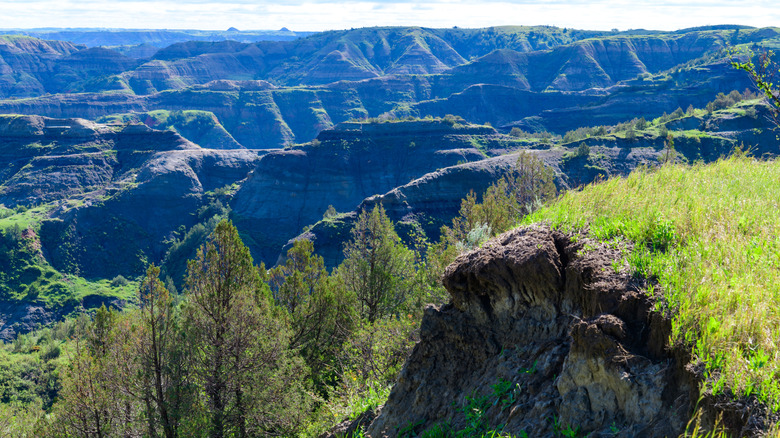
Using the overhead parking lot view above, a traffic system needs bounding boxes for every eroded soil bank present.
[361,225,769,437]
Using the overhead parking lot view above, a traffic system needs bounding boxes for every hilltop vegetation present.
[0,86,773,331]
[520,156,780,434]
[4,152,780,437]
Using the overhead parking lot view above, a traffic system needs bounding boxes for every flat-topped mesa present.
[191,79,276,92]
[319,120,496,140]
[366,225,699,438]
[0,115,111,138]
[0,115,196,151]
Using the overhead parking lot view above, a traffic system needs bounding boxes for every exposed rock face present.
[231,120,505,264]
[0,36,140,98]
[0,296,124,341]
[0,300,54,341]
[282,102,778,270]
[0,115,262,278]
[38,147,261,278]
[367,226,694,437]
[435,31,736,94]
[0,27,774,147]
[280,153,526,268]
[0,29,315,51]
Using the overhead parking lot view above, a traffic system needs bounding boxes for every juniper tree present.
[183,220,306,438]
[269,239,355,394]
[137,264,190,438]
[337,205,416,323]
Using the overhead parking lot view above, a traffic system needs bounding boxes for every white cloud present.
[0,0,777,32]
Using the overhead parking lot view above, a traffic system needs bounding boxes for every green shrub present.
[575,142,590,158]
[109,275,128,288]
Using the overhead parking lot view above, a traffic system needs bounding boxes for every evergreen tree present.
[337,205,416,323]
[269,239,356,395]
[183,220,306,438]
[137,264,191,438]
[53,306,144,438]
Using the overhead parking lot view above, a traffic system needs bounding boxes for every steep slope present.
[434,31,737,94]
[39,147,259,278]
[0,36,144,98]
[114,27,471,89]
[0,35,83,97]
[0,115,262,279]
[0,27,775,147]
[0,28,315,48]
[364,154,780,437]
[231,119,509,264]
[285,99,778,269]
[6,26,769,99]
[0,55,753,149]
[283,156,519,267]
[510,60,758,133]
[97,109,244,150]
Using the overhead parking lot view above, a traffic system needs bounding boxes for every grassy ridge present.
[524,155,780,414]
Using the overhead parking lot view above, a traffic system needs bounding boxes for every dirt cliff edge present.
[367,225,697,437]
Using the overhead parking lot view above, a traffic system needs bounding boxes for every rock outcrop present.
[284,101,777,270]
[231,120,507,264]
[281,155,517,268]
[367,225,695,437]
[0,115,262,278]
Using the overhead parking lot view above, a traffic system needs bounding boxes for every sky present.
[0,0,777,32]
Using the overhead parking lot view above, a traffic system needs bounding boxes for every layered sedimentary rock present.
[368,226,693,437]
[231,120,502,264]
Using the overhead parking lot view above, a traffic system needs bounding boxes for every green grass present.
[64,276,138,304]
[523,156,780,413]
[0,204,54,232]
[0,204,139,309]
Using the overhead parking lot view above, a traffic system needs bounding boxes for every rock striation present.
[0,27,775,147]
[0,115,262,278]
[231,120,505,264]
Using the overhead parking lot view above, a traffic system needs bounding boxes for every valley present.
[0,23,778,437]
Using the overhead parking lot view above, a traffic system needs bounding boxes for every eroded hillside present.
[0,26,775,148]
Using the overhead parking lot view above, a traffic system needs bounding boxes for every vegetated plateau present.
[0,23,778,437]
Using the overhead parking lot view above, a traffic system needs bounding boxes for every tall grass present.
[524,156,780,412]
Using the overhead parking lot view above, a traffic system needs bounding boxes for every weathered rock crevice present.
[366,225,698,437]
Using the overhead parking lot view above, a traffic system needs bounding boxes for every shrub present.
[41,343,61,361]
[110,275,128,288]
[576,142,591,158]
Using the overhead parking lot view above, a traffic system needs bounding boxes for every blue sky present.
[0,0,777,32]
